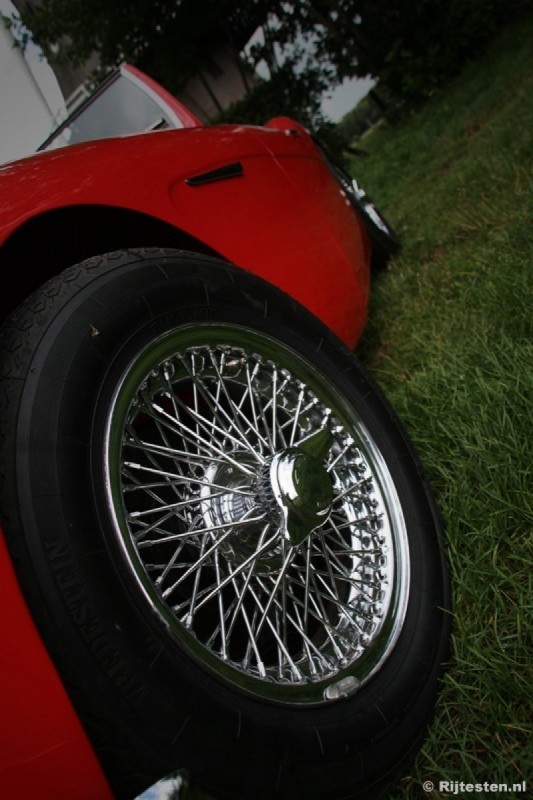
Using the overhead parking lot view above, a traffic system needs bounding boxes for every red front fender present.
[0,125,369,347]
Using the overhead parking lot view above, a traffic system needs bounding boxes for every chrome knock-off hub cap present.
[105,325,409,704]
[199,434,334,572]
[269,437,334,547]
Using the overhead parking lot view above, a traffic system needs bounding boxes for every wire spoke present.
[206,351,265,453]
[166,380,265,465]
[193,525,278,613]
[255,574,334,674]
[188,362,269,455]
[245,582,303,680]
[159,508,265,595]
[253,546,295,641]
[126,437,227,467]
[123,461,254,496]
[139,400,255,476]
[289,386,304,446]
[139,511,267,551]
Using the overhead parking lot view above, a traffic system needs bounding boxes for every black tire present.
[0,249,449,800]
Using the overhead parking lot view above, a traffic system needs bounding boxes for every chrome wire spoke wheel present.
[105,324,410,705]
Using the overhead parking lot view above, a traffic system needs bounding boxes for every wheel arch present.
[0,204,225,321]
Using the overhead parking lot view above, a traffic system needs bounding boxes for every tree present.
[5,0,517,122]
[253,0,515,101]
[6,0,336,137]
[8,0,268,95]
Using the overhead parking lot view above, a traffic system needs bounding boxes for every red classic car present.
[0,65,449,800]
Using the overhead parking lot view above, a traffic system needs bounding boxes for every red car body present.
[0,71,372,799]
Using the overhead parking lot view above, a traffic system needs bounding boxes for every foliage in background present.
[214,54,345,158]
[350,14,533,798]
[3,0,525,135]
[249,0,522,103]
[4,0,266,94]
[215,52,327,125]
[335,86,399,147]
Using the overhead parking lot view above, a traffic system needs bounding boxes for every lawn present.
[148,14,532,800]
[349,14,532,799]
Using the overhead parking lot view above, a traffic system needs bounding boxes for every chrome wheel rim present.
[104,324,409,705]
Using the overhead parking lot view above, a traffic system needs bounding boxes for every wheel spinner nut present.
[270,448,333,546]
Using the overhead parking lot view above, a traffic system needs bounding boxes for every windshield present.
[41,71,181,151]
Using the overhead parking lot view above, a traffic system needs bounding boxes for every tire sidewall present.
[10,251,449,798]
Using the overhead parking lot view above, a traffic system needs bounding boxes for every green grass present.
[150,16,532,800]
[349,14,533,799]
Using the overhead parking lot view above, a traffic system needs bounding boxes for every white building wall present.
[0,0,64,163]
